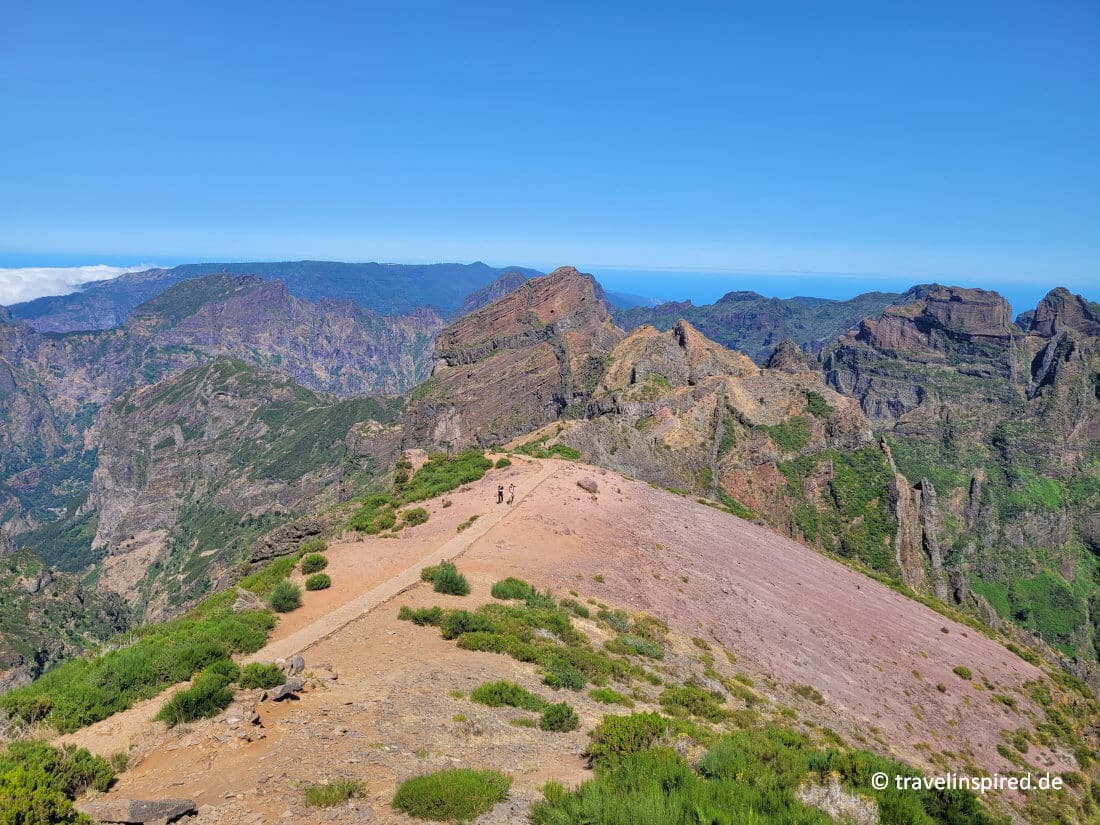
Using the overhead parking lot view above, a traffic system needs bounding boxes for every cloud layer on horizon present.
[0,265,155,305]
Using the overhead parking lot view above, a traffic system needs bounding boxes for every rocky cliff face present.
[88,358,401,620]
[825,286,1100,665]
[403,267,624,448]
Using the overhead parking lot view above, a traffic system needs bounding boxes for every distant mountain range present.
[613,288,923,364]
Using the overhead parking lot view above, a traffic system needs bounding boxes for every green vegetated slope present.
[0,547,130,690]
[825,287,1100,662]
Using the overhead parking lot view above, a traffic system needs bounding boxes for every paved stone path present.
[245,460,561,664]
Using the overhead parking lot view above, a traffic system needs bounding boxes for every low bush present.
[605,635,664,660]
[205,659,241,682]
[536,723,1005,825]
[299,537,328,555]
[304,779,366,808]
[559,598,590,618]
[402,507,429,526]
[542,656,586,691]
[953,665,973,680]
[659,685,727,722]
[392,768,511,821]
[597,609,630,632]
[398,605,444,626]
[0,741,115,825]
[239,663,285,690]
[422,561,470,596]
[589,687,635,708]
[525,589,558,610]
[301,553,328,574]
[540,702,580,732]
[471,681,548,711]
[155,667,236,727]
[456,515,479,532]
[491,577,535,600]
[347,492,398,534]
[270,580,302,612]
[305,573,331,591]
[586,713,668,767]
[495,457,512,468]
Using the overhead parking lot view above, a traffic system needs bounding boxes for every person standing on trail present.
[507,483,515,504]
[497,484,504,504]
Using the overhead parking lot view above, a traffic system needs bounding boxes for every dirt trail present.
[61,458,557,758]
[249,460,560,663]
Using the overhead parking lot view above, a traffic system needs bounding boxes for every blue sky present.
[1,1,1096,310]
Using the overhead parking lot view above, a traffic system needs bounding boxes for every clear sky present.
[1,1,1097,309]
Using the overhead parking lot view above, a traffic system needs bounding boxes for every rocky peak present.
[1028,288,1100,338]
[0,304,11,324]
[852,284,1015,356]
[433,266,616,368]
[765,339,818,372]
[404,267,623,449]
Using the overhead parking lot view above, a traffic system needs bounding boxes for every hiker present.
[507,483,515,504]
[497,484,504,504]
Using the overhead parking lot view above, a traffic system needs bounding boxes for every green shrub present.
[456,515,479,532]
[471,680,548,711]
[597,609,630,632]
[605,635,664,660]
[400,451,494,503]
[491,577,535,600]
[392,768,511,821]
[423,561,470,596]
[953,665,973,680]
[398,605,444,626]
[586,713,668,767]
[239,663,285,690]
[0,741,114,796]
[0,742,116,825]
[305,573,331,591]
[525,589,558,610]
[299,537,328,555]
[540,702,580,732]
[300,553,328,574]
[542,657,586,691]
[766,416,812,453]
[304,779,365,807]
[205,659,241,682]
[805,391,832,419]
[347,493,398,533]
[402,507,429,526]
[537,724,1003,825]
[659,685,727,721]
[155,667,236,727]
[495,457,512,468]
[559,598,590,618]
[270,580,302,612]
[589,687,635,708]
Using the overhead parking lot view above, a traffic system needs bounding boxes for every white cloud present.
[0,265,158,305]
